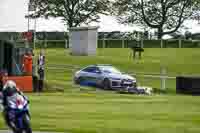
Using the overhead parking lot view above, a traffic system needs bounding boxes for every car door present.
[81,67,101,85]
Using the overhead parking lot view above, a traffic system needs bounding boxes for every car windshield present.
[99,66,121,74]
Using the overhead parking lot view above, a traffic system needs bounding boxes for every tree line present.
[28,0,200,39]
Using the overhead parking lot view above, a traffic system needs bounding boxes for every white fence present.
[33,39,200,48]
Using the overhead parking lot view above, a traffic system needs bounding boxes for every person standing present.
[37,50,45,92]
[22,51,33,76]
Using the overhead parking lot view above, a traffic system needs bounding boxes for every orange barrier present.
[2,76,33,92]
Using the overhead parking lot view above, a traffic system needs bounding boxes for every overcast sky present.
[0,0,200,33]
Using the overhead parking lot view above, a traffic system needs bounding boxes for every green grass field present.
[44,48,200,93]
[1,93,200,133]
[1,48,200,133]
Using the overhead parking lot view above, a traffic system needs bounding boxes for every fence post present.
[160,39,163,48]
[65,39,68,49]
[141,39,144,48]
[103,39,106,48]
[44,39,47,48]
[122,39,125,48]
[25,39,29,49]
[68,32,72,51]
[179,39,182,48]
[161,66,167,90]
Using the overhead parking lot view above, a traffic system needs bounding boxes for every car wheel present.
[102,78,111,90]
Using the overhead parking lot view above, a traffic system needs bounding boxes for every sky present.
[0,0,200,33]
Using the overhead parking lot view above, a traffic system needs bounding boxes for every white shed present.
[69,26,99,56]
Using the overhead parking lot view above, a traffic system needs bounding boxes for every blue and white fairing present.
[7,93,29,111]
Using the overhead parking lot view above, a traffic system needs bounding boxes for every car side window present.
[103,70,111,73]
[82,67,98,73]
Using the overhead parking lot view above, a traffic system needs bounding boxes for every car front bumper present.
[110,79,136,88]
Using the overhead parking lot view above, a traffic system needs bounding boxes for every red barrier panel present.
[22,32,33,43]
[2,76,33,92]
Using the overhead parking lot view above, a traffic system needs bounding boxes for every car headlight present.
[129,77,136,82]
[125,79,136,83]
[132,79,136,82]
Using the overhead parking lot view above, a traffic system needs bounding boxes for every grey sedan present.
[74,65,137,89]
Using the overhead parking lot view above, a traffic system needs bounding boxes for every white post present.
[10,35,14,42]
[103,39,106,48]
[122,39,125,48]
[25,39,29,49]
[161,66,167,90]
[179,39,182,48]
[137,32,140,44]
[68,32,72,52]
[44,40,47,48]
[161,39,163,48]
[44,32,47,48]
[141,31,144,48]
[27,2,30,32]
[141,39,144,48]
[33,18,37,50]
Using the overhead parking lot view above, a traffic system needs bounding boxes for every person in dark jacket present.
[37,50,45,92]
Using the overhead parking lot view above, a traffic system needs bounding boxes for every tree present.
[113,0,200,39]
[28,0,111,28]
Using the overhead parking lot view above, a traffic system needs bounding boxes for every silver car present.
[74,65,137,89]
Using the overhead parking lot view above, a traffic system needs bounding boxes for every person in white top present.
[37,50,45,92]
